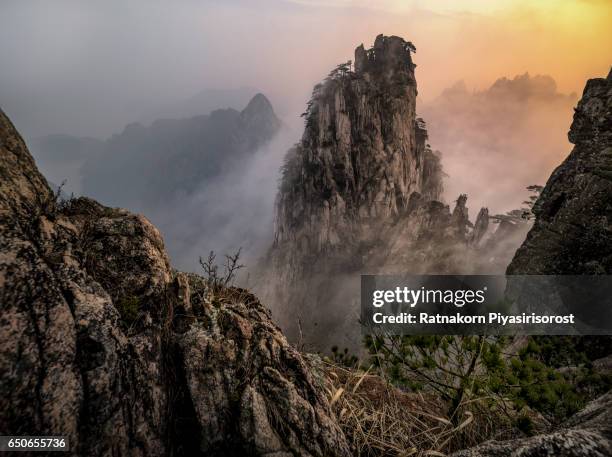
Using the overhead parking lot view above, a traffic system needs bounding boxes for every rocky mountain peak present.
[567,67,612,146]
[258,35,531,349]
[274,34,441,256]
[241,92,275,118]
[240,92,282,145]
[354,34,416,80]
[259,35,503,346]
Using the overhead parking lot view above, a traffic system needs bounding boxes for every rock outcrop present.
[0,108,349,456]
[273,35,444,268]
[260,35,513,347]
[507,69,612,274]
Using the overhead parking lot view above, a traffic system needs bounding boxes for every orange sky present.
[414,0,612,99]
[0,0,608,247]
[252,0,611,212]
[266,0,612,104]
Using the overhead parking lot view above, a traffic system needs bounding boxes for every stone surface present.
[0,108,349,456]
[273,35,442,261]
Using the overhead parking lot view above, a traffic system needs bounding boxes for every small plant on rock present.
[117,295,141,325]
[199,248,244,292]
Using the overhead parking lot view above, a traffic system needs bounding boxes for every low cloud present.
[420,73,578,216]
[146,127,297,274]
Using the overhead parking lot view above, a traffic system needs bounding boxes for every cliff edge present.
[508,69,612,274]
[0,108,349,456]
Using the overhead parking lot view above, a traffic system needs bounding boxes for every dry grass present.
[324,362,522,456]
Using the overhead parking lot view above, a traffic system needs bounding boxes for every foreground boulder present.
[0,108,350,456]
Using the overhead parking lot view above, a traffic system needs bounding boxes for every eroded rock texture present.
[273,35,445,270]
[0,108,349,456]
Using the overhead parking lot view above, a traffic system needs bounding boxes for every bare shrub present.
[199,248,244,291]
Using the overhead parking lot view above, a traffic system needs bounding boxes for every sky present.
[0,0,609,138]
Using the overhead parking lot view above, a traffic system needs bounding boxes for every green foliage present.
[515,414,535,436]
[365,334,609,424]
[300,60,352,126]
[510,337,612,421]
[491,184,542,223]
[326,60,352,81]
[365,335,493,420]
[330,346,359,368]
[117,295,140,325]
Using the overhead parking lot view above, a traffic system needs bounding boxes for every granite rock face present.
[0,108,349,456]
[273,35,443,265]
[507,69,612,275]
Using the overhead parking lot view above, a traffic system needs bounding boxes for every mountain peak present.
[275,34,431,248]
[260,36,446,343]
[241,93,275,119]
[240,93,281,140]
[354,34,416,76]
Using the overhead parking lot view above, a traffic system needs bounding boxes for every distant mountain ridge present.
[82,92,281,212]
[27,93,283,271]
[30,93,281,213]
[137,86,261,125]
[420,73,578,213]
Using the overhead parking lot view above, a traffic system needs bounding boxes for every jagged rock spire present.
[470,207,490,245]
[274,34,443,254]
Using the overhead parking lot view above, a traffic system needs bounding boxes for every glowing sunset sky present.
[0,0,609,241]
[0,0,609,136]
[268,0,612,105]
